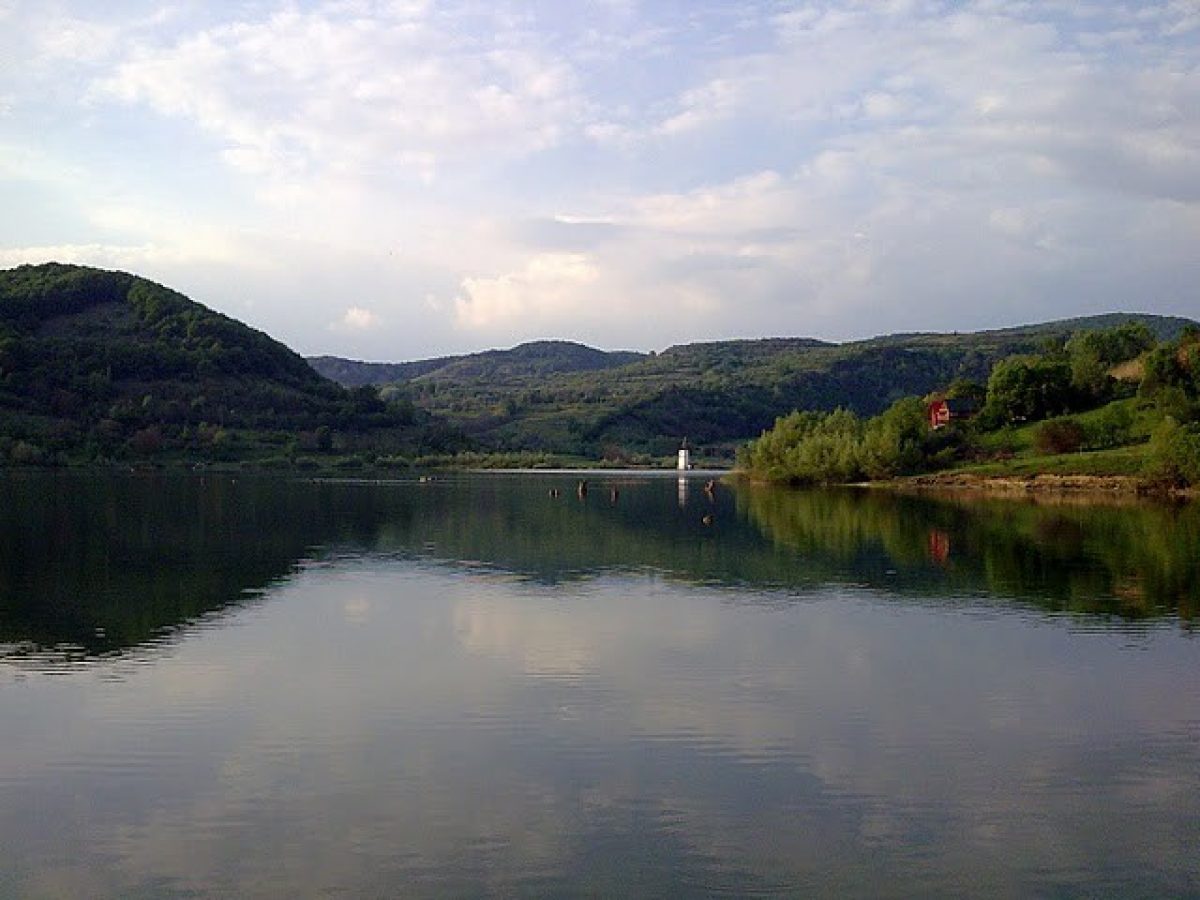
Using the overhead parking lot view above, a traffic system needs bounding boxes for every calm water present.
[1,472,1198,898]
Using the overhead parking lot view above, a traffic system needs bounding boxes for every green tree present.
[1145,418,1200,487]
[983,356,1074,424]
[860,397,929,478]
[741,397,939,484]
[944,378,986,405]
[1066,322,1154,400]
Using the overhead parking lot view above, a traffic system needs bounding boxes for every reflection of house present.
[929,398,979,430]
[927,529,951,565]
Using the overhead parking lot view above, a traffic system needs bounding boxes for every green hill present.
[4,262,1191,468]
[311,314,1196,461]
[0,263,464,465]
[310,340,646,386]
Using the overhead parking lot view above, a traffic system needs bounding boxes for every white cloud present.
[338,306,380,331]
[627,171,793,234]
[860,90,910,120]
[35,15,121,63]
[454,253,600,330]
[91,3,582,183]
[656,77,748,135]
[2,1,1198,358]
[0,235,244,271]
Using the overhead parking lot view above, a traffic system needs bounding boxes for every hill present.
[310,340,646,386]
[3,263,1190,468]
[310,314,1196,461]
[0,263,464,465]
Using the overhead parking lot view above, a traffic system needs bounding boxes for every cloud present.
[0,239,238,272]
[337,306,380,331]
[2,1,1198,358]
[655,77,748,135]
[34,15,121,63]
[626,171,793,234]
[454,253,600,330]
[90,3,582,183]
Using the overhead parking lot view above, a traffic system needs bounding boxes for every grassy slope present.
[956,445,1148,478]
[949,399,1164,478]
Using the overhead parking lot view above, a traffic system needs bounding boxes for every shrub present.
[1144,418,1200,487]
[9,440,45,465]
[1083,403,1134,450]
[1034,419,1085,454]
[130,425,164,456]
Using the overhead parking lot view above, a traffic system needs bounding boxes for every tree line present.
[740,322,1200,487]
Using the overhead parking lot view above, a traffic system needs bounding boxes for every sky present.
[0,1,1197,361]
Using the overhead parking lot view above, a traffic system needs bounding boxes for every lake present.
[1,471,1197,897]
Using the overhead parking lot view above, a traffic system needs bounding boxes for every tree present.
[1140,332,1200,413]
[860,397,929,478]
[983,356,1074,424]
[741,397,938,484]
[1145,418,1200,487]
[1066,322,1155,400]
[944,378,986,405]
[316,425,333,452]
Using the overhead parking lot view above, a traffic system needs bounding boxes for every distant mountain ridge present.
[309,312,1197,460]
[311,315,1191,388]
[310,340,646,387]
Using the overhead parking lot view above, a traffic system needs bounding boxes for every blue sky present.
[1,1,1197,360]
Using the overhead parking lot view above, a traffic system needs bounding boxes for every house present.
[929,397,979,430]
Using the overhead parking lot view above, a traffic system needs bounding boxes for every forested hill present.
[2,261,1192,467]
[310,340,646,386]
[311,313,1196,461]
[0,263,462,465]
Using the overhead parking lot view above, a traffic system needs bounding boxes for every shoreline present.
[729,468,1196,503]
[879,471,1196,502]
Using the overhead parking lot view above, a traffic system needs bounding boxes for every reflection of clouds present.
[2,565,1198,895]
[454,596,595,678]
[459,584,1200,889]
[342,595,372,624]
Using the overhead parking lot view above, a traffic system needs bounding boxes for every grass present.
[954,397,1168,479]
[957,444,1149,478]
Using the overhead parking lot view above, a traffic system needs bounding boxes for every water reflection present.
[738,486,1200,621]
[2,567,1197,896]
[1,472,1197,666]
[0,473,1198,896]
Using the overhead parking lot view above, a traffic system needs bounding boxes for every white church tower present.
[677,438,691,471]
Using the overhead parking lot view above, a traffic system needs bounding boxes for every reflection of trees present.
[1,474,763,657]
[739,485,1200,622]
[737,487,938,566]
[4,473,1195,661]
[0,475,322,656]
